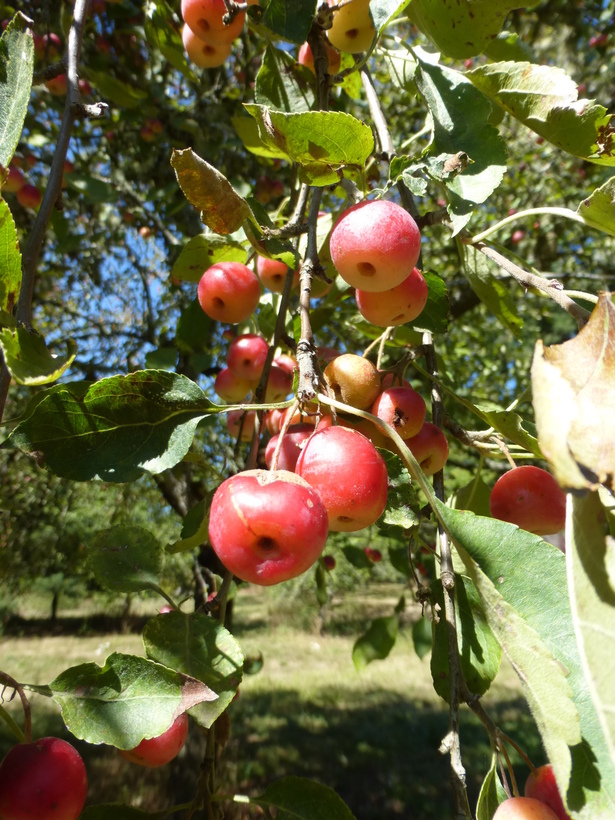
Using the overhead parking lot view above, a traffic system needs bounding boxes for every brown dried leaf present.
[531,293,615,491]
[170,148,253,234]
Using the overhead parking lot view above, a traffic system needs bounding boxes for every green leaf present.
[408,0,524,59]
[476,753,507,819]
[0,13,34,170]
[244,105,374,186]
[255,44,314,114]
[167,497,210,554]
[412,616,432,660]
[49,652,217,748]
[461,243,523,336]
[0,327,77,385]
[449,475,492,517]
[261,0,317,44]
[435,500,615,818]
[389,544,412,578]
[88,526,165,594]
[171,148,255,234]
[64,174,119,204]
[414,271,449,334]
[175,299,213,354]
[144,0,194,80]
[0,199,21,313]
[232,115,287,159]
[431,575,501,702]
[475,404,542,458]
[86,70,148,108]
[144,347,178,371]
[171,235,247,284]
[467,61,615,165]
[377,449,420,530]
[370,0,413,33]
[577,175,615,238]
[83,808,167,820]
[483,30,538,64]
[352,613,399,671]
[4,370,220,482]
[254,776,356,820]
[413,50,508,228]
[143,611,243,729]
[568,492,615,769]
[341,546,373,569]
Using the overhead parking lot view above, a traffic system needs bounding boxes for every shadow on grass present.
[0,688,542,819]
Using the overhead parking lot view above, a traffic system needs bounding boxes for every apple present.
[35,32,62,60]
[364,546,382,562]
[297,41,341,75]
[525,765,571,820]
[295,426,389,532]
[379,372,412,391]
[264,408,285,435]
[371,386,426,440]
[46,74,68,96]
[226,333,269,381]
[330,200,421,292]
[326,0,375,53]
[254,175,284,204]
[16,184,42,210]
[356,267,428,327]
[0,737,87,820]
[489,465,566,536]
[227,408,257,441]
[147,118,163,134]
[323,353,381,410]
[511,229,525,244]
[214,367,253,402]
[273,354,297,376]
[256,255,299,293]
[262,363,293,402]
[208,469,329,585]
[493,797,559,819]
[140,125,155,142]
[78,79,92,96]
[182,24,232,68]
[402,422,449,476]
[197,262,261,324]
[323,554,336,570]
[317,346,341,366]
[119,713,189,768]
[181,0,249,44]
[3,166,25,193]
[265,423,313,471]
[139,225,152,239]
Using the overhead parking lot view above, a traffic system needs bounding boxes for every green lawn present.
[0,584,543,818]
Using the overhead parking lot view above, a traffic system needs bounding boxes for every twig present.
[296,188,324,403]
[465,241,590,329]
[361,66,395,159]
[0,671,31,743]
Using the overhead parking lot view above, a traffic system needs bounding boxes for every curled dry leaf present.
[531,292,615,491]
[170,148,254,234]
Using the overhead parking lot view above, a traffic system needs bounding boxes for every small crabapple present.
[119,714,189,768]
[489,466,566,536]
[197,262,261,324]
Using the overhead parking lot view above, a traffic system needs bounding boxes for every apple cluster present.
[1,157,42,211]
[494,763,572,818]
[181,0,257,69]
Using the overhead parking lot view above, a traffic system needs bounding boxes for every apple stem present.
[499,740,520,797]
[0,670,32,744]
[492,437,518,470]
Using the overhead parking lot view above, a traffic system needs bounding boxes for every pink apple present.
[197,262,261,324]
[356,267,428,326]
[226,334,269,380]
[182,24,232,68]
[273,354,297,376]
[227,409,257,441]
[208,469,329,585]
[265,423,313,471]
[330,199,421,292]
[119,713,189,768]
[296,426,389,532]
[256,256,299,293]
[493,797,559,819]
[525,765,571,820]
[371,386,426,440]
[214,367,253,402]
[262,364,293,402]
[403,423,449,476]
[4,166,25,193]
[17,184,42,210]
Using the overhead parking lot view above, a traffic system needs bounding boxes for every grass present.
[0,583,544,818]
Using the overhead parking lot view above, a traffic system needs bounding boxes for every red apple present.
[119,713,189,768]
[493,797,559,819]
[489,466,566,536]
[46,74,67,96]
[182,24,232,67]
[364,547,382,562]
[3,166,25,193]
[265,423,313,471]
[262,363,293,402]
[402,422,449,476]
[140,125,155,142]
[323,555,336,570]
[256,256,299,293]
[379,371,412,390]
[264,408,285,435]
[208,469,329,585]
[226,333,269,380]
[297,40,341,74]
[227,409,257,441]
[525,765,571,820]
[330,200,421,292]
[35,33,62,60]
[356,267,428,327]
[0,737,87,820]
[323,353,381,410]
[214,367,253,402]
[78,79,92,96]
[273,354,297,376]
[296,426,389,532]
[371,386,426,440]
[16,184,42,210]
[197,262,261,324]
[326,0,375,53]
